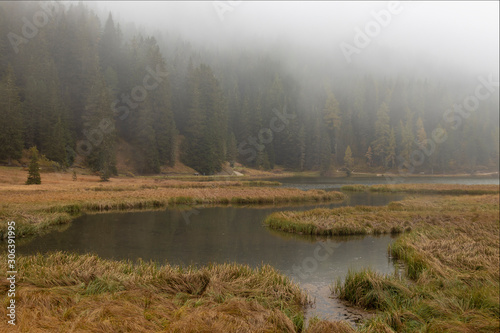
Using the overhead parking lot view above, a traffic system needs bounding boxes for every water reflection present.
[272,175,499,191]
[17,192,403,322]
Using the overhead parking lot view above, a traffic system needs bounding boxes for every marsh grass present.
[264,193,498,237]
[334,269,412,311]
[264,205,415,236]
[325,194,500,332]
[305,318,356,333]
[341,185,369,192]
[0,252,312,332]
[0,167,344,239]
[341,183,499,195]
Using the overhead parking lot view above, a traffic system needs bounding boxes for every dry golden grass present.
[266,192,499,331]
[0,167,344,239]
[265,193,499,236]
[0,253,310,332]
[314,194,499,332]
[342,183,499,195]
[0,251,363,332]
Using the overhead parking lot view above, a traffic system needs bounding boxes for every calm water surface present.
[17,177,499,319]
[272,175,499,191]
[17,176,497,321]
[18,192,403,322]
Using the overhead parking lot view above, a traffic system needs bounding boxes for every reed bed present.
[0,252,311,332]
[340,185,369,192]
[328,194,500,332]
[264,193,499,236]
[341,183,499,195]
[0,251,358,332]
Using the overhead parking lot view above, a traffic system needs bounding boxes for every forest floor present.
[265,191,500,332]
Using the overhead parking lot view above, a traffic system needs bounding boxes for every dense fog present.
[0,1,498,175]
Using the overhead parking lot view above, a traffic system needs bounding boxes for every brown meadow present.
[0,167,344,239]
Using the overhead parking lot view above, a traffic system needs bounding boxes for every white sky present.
[86,1,498,75]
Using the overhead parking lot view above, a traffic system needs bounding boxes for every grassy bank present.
[264,192,498,237]
[334,201,499,332]
[0,252,312,332]
[0,168,344,239]
[264,190,499,332]
[341,183,499,195]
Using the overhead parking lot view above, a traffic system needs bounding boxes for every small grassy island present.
[0,167,344,239]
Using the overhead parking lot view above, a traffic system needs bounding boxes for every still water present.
[272,175,499,191]
[18,192,403,322]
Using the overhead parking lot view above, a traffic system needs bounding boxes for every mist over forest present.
[1,1,498,176]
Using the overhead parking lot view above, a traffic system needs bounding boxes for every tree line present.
[0,2,498,176]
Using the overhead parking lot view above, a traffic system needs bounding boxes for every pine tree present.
[99,13,122,73]
[27,32,70,165]
[151,62,176,167]
[267,74,287,167]
[323,89,341,132]
[0,65,23,165]
[372,102,391,166]
[83,68,116,179]
[414,116,428,171]
[399,107,415,164]
[416,117,427,149]
[344,145,354,176]
[298,125,306,171]
[0,6,7,75]
[365,146,373,167]
[322,87,341,158]
[256,150,271,170]
[319,127,332,175]
[182,64,227,174]
[492,126,499,168]
[134,100,160,174]
[386,128,396,168]
[226,132,238,167]
[26,147,41,185]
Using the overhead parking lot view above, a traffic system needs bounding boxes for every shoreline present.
[1,167,499,331]
[0,168,345,240]
[0,252,312,332]
[264,192,500,331]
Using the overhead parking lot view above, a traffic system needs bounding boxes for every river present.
[16,176,498,323]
